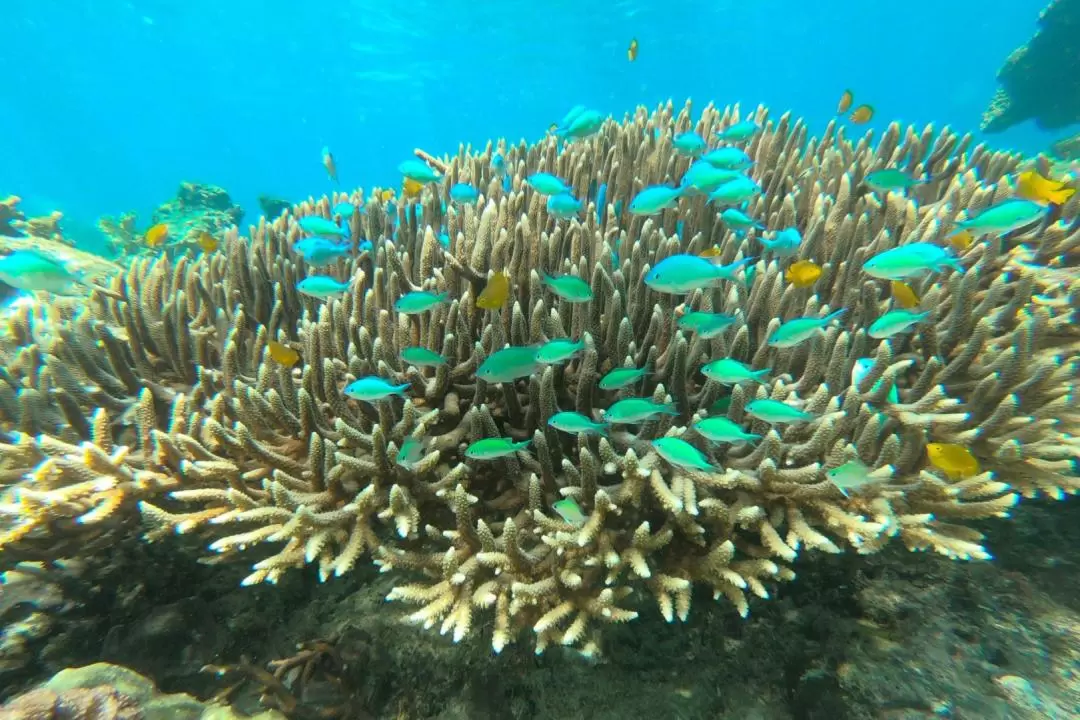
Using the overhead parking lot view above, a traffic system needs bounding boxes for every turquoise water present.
[0,0,1058,247]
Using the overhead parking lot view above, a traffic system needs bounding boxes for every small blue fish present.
[344,376,410,403]
[693,416,761,444]
[449,183,479,204]
[681,162,743,193]
[760,227,802,257]
[602,398,679,424]
[333,202,358,217]
[555,105,587,132]
[537,338,584,364]
[851,358,900,404]
[491,152,506,175]
[396,437,425,470]
[465,437,532,460]
[864,169,927,193]
[358,240,373,253]
[701,147,752,170]
[297,275,352,299]
[629,185,685,215]
[652,437,715,472]
[596,183,608,224]
[716,120,760,142]
[552,497,587,526]
[598,364,650,391]
[868,310,931,339]
[826,460,880,497]
[745,399,816,424]
[645,254,751,294]
[293,237,351,267]
[527,173,571,196]
[546,193,583,220]
[394,291,449,315]
[720,208,763,234]
[677,311,738,339]
[673,132,707,157]
[477,346,542,383]
[862,243,963,280]
[298,216,348,239]
[954,198,1047,237]
[708,176,763,206]
[438,231,451,248]
[548,411,609,436]
[701,358,770,385]
[0,251,81,293]
[557,109,604,139]
[542,273,593,302]
[400,346,449,367]
[768,309,846,348]
[398,159,441,184]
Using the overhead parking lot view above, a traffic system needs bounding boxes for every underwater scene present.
[2,0,1080,718]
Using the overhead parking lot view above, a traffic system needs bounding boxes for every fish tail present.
[513,439,533,450]
[823,308,847,324]
[660,402,680,415]
[746,433,763,441]
[750,369,770,380]
[392,382,411,395]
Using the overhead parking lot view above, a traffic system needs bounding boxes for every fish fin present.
[514,439,533,450]
[823,308,847,324]
[660,402,680,415]
[393,382,411,394]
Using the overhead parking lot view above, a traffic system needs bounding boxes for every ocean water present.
[0,0,1062,249]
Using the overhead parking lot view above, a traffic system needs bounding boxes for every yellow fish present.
[196,231,218,253]
[926,442,979,479]
[267,340,300,368]
[627,38,639,62]
[890,280,920,308]
[698,246,722,259]
[836,89,854,115]
[1017,170,1075,206]
[476,271,510,310]
[849,104,874,124]
[784,260,822,288]
[949,229,975,251]
[402,179,423,198]
[380,189,396,202]
[145,223,168,247]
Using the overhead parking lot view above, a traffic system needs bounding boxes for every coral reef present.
[981,0,1080,133]
[1,101,1078,663]
[1051,131,1080,162]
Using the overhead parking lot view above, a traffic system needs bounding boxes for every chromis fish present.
[716,120,760,142]
[395,437,425,471]
[681,162,744,193]
[693,416,761,444]
[0,251,82,293]
[491,152,506,176]
[851,358,900,403]
[720,208,762,234]
[542,273,593,302]
[556,109,604,139]
[677,311,738,339]
[297,275,352,299]
[672,132,707,157]
[760,227,802,257]
[477,345,542,383]
[537,338,584,364]
[557,105,586,130]
[645,254,752,294]
[862,243,963,280]
[333,202,357,217]
[394,290,449,314]
[601,398,679,424]
[926,442,979,479]
[598,364,650,390]
[629,185,685,215]
[767,309,846,348]
[546,193,583,220]
[891,280,920,308]
[784,260,822,288]
[864,169,926,193]
[548,411,609,436]
[701,358,769,385]
[298,216,349,238]
[702,147,752,170]
[343,376,410,403]
[322,146,338,183]
[552,497,587,526]
[400,346,449,367]
[708,176,763,206]
[868,309,931,339]
[398,159,441,184]
[527,173,571,196]
[293,237,351,267]
[826,460,878,497]
[449,183,479,204]
[465,437,532,460]
[652,437,715,472]
[476,271,510,310]
[745,399,816,424]
[1016,170,1075,206]
[953,199,1047,237]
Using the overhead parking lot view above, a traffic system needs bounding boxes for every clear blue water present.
[1,0,1066,252]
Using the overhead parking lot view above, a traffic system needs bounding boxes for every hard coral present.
[1,101,1078,659]
[0,197,26,238]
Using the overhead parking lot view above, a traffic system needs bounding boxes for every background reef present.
[1,102,1079,718]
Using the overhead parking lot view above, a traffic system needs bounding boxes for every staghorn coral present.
[1,101,1078,659]
[0,197,26,238]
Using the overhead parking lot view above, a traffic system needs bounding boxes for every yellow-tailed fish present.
[196,231,218,252]
[784,260,822,288]
[267,341,300,368]
[891,280,920,308]
[145,222,168,247]
[1017,170,1075,206]
[477,271,510,310]
[926,442,979,479]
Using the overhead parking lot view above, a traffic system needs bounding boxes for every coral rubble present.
[981,0,1080,133]
[1,101,1078,660]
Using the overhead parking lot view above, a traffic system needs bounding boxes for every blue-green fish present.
[546,193,583,220]
[297,275,352,298]
[465,437,531,460]
[548,411,609,436]
[0,251,81,293]
[745,399,816,424]
[537,338,584,364]
[394,291,449,314]
[681,162,744,193]
[716,120,760,142]
[552,497,586,526]
[826,459,876,497]
[862,243,963,280]
[677,311,738,339]
[333,202,358,217]
[707,176,763,206]
[298,216,348,238]
[645,254,752,294]
[768,309,846,348]
[693,416,761,444]
[542,273,593,302]
[701,358,769,385]
[557,105,587,130]
[398,159,441,184]
[293,237,350,267]
[557,109,604,139]
[868,310,931,339]
[954,199,1046,237]
[344,376,410,403]
[851,358,900,403]
[629,185,686,215]
[527,173,571,196]
[598,364,649,391]
[477,346,542,383]
[760,227,802,257]
[672,132,707,157]
[720,208,763,234]
[449,183,479,204]
[652,437,715,472]
[491,152,506,176]
[602,398,679,424]
[864,169,926,193]
[701,147,752,170]
[400,346,449,367]
[396,437,425,470]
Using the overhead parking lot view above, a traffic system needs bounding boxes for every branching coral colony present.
[1,102,1078,657]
